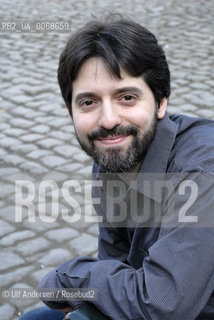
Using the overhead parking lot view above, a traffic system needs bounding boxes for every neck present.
[118,161,141,185]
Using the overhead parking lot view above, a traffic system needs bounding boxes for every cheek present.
[128,112,151,129]
[131,104,156,129]
[73,115,94,139]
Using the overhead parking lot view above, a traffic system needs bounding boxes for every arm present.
[39,172,214,319]
[39,227,214,320]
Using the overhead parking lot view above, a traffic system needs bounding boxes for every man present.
[20,16,214,320]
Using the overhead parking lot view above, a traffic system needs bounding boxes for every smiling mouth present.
[95,134,131,146]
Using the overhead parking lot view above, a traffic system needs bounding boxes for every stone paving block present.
[73,152,91,163]
[0,182,14,197]
[0,220,15,237]
[0,148,7,157]
[19,161,48,174]
[23,216,59,232]
[25,101,47,108]
[53,145,76,158]
[12,77,41,86]
[3,172,32,183]
[1,205,17,223]
[42,171,68,182]
[0,251,25,271]
[0,303,15,320]
[205,80,214,87]
[172,87,190,95]
[87,223,99,236]
[48,117,70,128]
[36,138,62,148]
[30,124,50,134]
[0,133,6,142]
[39,104,58,112]
[12,143,38,154]
[40,155,68,168]
[197,109,214,119]
[91,251,98,259]
[24,251,49,264]
[0,200,5,208]
[10,95,33,104]
[50,130,72,141]
[62,125,75,134]
[16,237,51,256]
[10,118,35,128]
[0,167,20,177]
[3,128,27,136]
[30,267,54,284]
[4,154,25,166]
[77,166,93,174]
[0,123,11,131]
[52,107,68,117]
[0,230,36,246]
[20,134,44,142]
[190,82,209,90]
[12,106,33,116]
[185,95,210,107]
[0,82,10,91]
[24,110,46,119]
[19,86,47,96]
[45,227,79,243]
[38,248,72,266]
[1,86,23,98]
[0,266,35,287]
[56,211,93,232]
[34,116,56,124]
[179,104,197,112]
[69,233,98,256]
[0,137,21,148]
[11,283,36,308]
[27,149,53,160]
[0,114,11,124]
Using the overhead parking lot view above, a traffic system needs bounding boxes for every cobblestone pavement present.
[0,0,214,318]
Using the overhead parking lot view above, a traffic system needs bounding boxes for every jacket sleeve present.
[38,172,214,320]
[38,226,214,320]
[98,226,130,262]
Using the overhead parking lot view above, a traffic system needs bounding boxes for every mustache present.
[88,125,139,141]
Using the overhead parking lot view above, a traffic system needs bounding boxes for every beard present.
[74,115,157,173]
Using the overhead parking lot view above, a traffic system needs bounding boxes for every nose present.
[98,101,122,130]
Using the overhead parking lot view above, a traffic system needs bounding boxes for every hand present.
[58,306,73,315]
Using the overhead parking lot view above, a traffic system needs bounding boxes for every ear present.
[66,105,73,122]
[157,98,167,119]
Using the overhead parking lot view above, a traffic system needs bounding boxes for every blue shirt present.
[39,113,214,319]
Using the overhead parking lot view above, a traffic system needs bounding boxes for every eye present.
[79,99,98,111]
[124,95,134,101]
[80,100,94,106]
[119,95,138,106]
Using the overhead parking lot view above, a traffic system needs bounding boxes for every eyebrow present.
[74,92,97,105]
[74,86,143,105]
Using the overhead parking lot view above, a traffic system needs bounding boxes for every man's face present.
[71,57,167,172]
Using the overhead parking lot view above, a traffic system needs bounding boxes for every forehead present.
[72,57,148,94]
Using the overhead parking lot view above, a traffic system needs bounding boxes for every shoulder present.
[168,114,214,172]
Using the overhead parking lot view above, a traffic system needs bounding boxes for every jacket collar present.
[135,113,178,201]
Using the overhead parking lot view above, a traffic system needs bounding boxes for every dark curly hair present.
[58,15,170,115]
